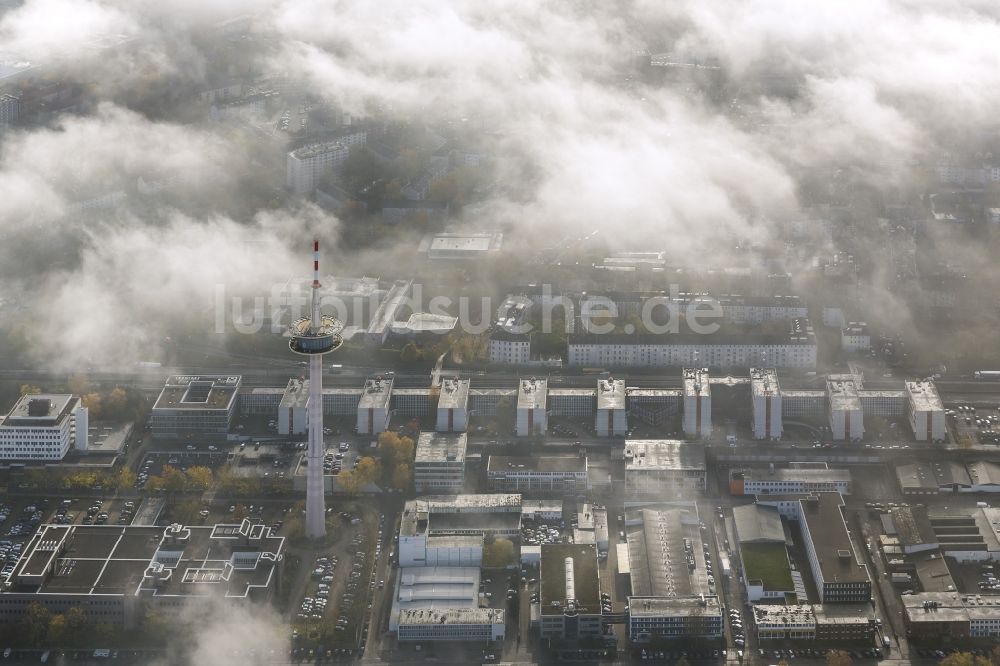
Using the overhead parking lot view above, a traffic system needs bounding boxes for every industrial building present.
[0,394,88,461]
[398,495,522,567]
[0,521,285,628]
[436,378,470,432]
[418,232,504,260]
[538,544,603,640]
[389,567,505,642]
[729,463,852,496]
[827,375,864,441]
[413,432,468,493]
[751,368,782,440]
[595,378,627,437]
[902,592,1000,639]
[682,368,712,438]
[150,375,240,441]
[905,380,945,442]
[516,378,548,436]
[732,504,796,602]
[622,504,722,641]
[357,376,393,436]
[798,493,872,604]
[486,455,588,493]
[752,604,875,643]
[623,440,707,497]
[895,461,974,495]
[627,597,723,643]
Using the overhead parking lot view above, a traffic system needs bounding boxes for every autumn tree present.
[184,466,214,490]
[827,650,852,666]
[110,466,136,491]
[391,463,412,491]
[172,498,203,525]
[19,602,50,646]
[482,537,515,568]
[941,653,991,666]
[46,613,66,645]
[105,387,129,417]
[82,392,103,417]
[19,384,41,396]
[354,456,381,485]
[337,470,362,495]
[67,375,91,395]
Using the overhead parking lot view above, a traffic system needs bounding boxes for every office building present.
[398,495,522,567]
[906,380,945,442]
[436,378,470,433]
[729,464,852,496]
[827,375,863,441]
[486,455,588,493]
[414,432,467,493]
[0,92,19,131]
[902,592,1000,639]
[798,493,872,604]
[595,378,627,437]
[0,394,88,461]
[627,597,723,643]
[516,378,548,437]
[751,368,782,440]
[683,368,712,438]
[0,521,284,628]
[623,440,706,497]
[149,375,240,441]
[840,322,871,352]
[539,544,603,640]
[357,376,393,436]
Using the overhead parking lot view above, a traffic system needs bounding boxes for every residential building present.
[489,329,531,365]
[286,141,353,194]
[567,319,817,369]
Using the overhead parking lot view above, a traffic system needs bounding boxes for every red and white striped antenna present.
[311,239,322,329]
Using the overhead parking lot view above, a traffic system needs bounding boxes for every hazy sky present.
[2,0,1000,367]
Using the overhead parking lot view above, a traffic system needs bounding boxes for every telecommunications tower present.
[289,239,343,538]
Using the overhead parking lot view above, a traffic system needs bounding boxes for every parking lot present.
[947,402,1000,446]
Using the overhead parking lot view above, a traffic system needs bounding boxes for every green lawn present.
[741,542,794,591]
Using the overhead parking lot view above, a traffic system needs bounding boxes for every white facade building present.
[828,376,864,441]
[357,376,393,436]
[567,319,816,369]
[906,380,945,442]
[516,378,548,436]
[0,395,89,461]
[683,368,712,438]
[751,368,782,440]
[286,140,356,194]
[414,432,467,493]
[436,378,470,433]
[840,322,871,352]
[595,378,627,437]
[489,333,531,365]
